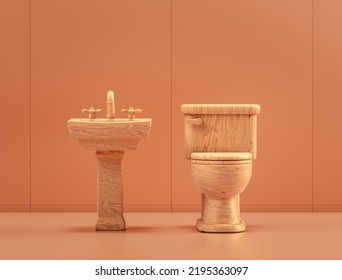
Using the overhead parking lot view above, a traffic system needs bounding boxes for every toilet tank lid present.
[191,152,252,161]
[181,104,260,115]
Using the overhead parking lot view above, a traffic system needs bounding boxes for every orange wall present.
[0,0,30,211]
[313,0,342,211]
[0,0,340,212]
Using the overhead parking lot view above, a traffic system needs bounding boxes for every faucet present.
[81,107,102,119]
[121,107,142,120]
[106,90,115,119]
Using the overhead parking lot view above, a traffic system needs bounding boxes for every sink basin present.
[67,118,152,151]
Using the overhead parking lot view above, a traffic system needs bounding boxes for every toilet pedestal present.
[197,194,245,233]
[95,150,125,231]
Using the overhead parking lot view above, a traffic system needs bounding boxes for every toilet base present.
[197,195,246,233]
[196,218,246,233]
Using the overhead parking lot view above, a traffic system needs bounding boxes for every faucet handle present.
[121,107,142,120]
[81,107,102,119]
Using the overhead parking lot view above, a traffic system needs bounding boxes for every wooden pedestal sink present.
[67,117,151,230]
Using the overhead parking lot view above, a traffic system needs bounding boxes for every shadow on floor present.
[66,225,197,234]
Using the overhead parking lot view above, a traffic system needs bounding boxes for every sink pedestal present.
[95,150,125,231]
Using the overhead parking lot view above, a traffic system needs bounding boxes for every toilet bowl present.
[181,104,260,233]
[191,152,252,233]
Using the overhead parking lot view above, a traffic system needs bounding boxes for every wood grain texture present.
[181,104,261,115]
[191,152,252,161]
[183,114,258,159]
[95,151,125,231]
[191,158,252,233]
[183,104,259,232]
[67,118,151,150]
[68,117,152,230]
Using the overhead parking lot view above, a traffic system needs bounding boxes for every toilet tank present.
[181,104,261,160]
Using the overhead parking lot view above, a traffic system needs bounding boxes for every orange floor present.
[1,212,342,260]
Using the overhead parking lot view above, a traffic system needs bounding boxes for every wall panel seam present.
[29,0,32,212]
[312,0,314,212]
[170,0,173,211]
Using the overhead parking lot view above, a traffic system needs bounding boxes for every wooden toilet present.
[181,104,261,233]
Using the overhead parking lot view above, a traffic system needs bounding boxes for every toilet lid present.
[191,152,252,161]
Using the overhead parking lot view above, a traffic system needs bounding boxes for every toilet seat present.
[191,152,252,165]
[191,152,252,161]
